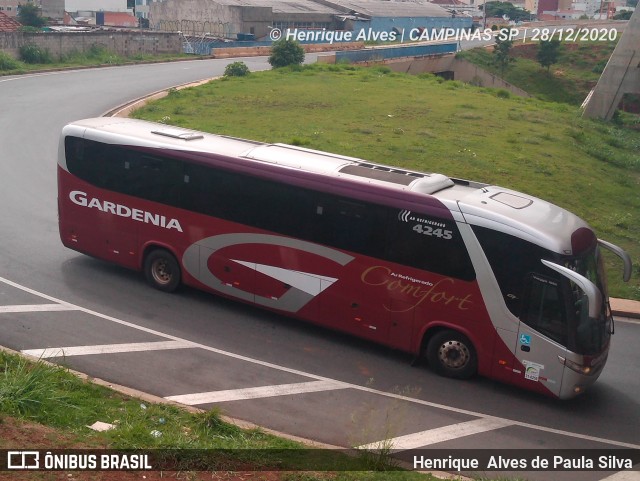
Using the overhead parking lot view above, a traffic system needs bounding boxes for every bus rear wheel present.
[144,249,181,293]
[426,330,477,380]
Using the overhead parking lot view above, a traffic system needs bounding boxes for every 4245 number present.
[413,224,453,240]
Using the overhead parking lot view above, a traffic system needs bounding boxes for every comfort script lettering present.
[361,266,472,312]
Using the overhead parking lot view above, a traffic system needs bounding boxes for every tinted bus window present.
[183,162,388,258]
[472,226,564,316]
[65,137,183,207]
[386,215,475,281]
[121,151,182,206]
[66,137,470,278]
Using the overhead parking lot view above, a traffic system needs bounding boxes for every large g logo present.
[182,233,354,313]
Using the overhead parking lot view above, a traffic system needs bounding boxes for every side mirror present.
[598,239,632,282]
[541,259,602,318]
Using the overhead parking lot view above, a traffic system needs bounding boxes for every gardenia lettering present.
[69,190,183,232]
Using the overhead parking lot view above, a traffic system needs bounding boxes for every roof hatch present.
[151,127,204,141]
[490,192,533,209]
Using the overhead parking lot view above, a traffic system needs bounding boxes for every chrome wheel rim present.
[437,340,470,369]
[151,259,172,286]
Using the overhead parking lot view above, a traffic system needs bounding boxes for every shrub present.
[0,51,21,71]
[224,61,250,77]
[87,43,109,58]
[19,44,53,64]
[268,39,304,68]
[592,59,607,74]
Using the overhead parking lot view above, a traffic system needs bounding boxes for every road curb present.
[610,298,640,319]
[103,77,217,118]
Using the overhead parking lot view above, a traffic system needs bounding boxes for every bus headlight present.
[558,356,594,375]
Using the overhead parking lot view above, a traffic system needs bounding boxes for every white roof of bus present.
[64,117,591,255]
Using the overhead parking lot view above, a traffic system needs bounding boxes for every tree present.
[492,37,515,76]
[483,1,532,22]
[268,39,304,68]
[537,39,562,72]
[613,10,633,19]
[17,3,46,28]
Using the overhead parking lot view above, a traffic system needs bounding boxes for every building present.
[149,0,470,40]
[0,0,18,17]
[337,0,468,36]
[0,0,63,21]
[41,0,63,20]
[0,9,20,28]
[65,0,127,12]
[540,8,586,18]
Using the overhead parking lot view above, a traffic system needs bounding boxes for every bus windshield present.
[473,225,611,355]
[563,248,612,355]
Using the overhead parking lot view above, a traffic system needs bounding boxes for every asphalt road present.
[0,54,639,481]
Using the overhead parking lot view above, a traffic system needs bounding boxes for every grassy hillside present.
[132,64,640,300]
[457,42,617,105]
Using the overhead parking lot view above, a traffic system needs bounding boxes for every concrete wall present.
[240,5,272,37]
[379,55,530,97]
[0,31,181,59]
[211,41,363,58]
[582,9,639,120]
[318,50,531,97]
[41,0,65,22]
[150,1,243,36]
[150,1,337,39]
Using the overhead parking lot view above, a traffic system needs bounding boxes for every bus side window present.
[312,198,386,258]
[121,151,183,207]
[385,213,475,281]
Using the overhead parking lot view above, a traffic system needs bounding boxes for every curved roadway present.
[1,55,639,481]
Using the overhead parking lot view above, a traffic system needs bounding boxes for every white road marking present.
[0,304,80,313]
[1,275,639,450]
[165,380,348,405]
[21,341,194,359]
[358,417,513,450]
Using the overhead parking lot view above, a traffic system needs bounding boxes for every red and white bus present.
[58,117,632,399]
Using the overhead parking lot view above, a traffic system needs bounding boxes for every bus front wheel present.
[426,330,477,380]
[144,249,181,293]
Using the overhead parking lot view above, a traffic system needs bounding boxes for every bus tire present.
[426,330,477,380]
[144,249,181,293]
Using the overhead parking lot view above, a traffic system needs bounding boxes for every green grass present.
[0,46,193,75]
[132,63,640,300]
[457,41,617,105]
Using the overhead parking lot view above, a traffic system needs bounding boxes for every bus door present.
[516,273,567,394]
[514,274,568,393]
[516,263,603,394]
